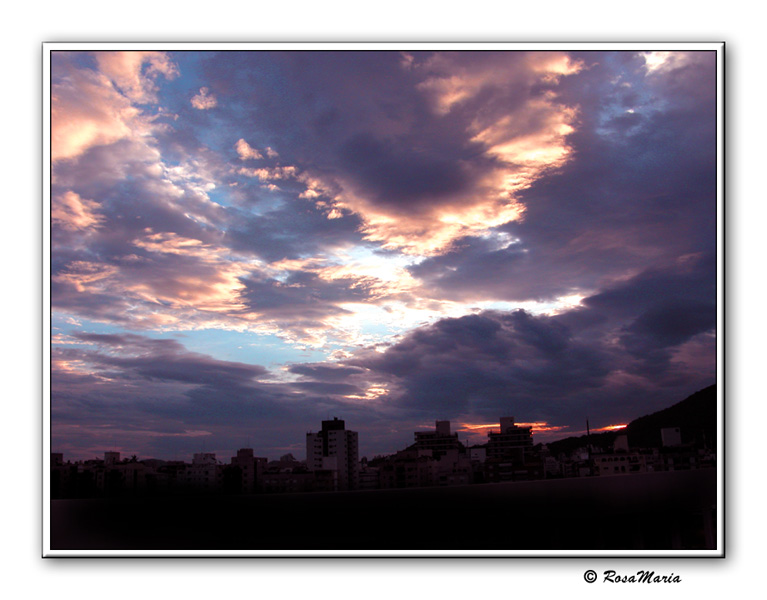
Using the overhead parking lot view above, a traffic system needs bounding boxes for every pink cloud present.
[640,51,694,75]
[94,51,178,104]
[235,138,262,160]
[238,165,297,181]
[53,261,119,294]
[416,51,581,115]
[51,52,176,162]
[51,62,137,162]
[51,191,104,231]
[191,87,217,110]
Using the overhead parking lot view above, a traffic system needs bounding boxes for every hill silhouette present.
[546,384,717,456]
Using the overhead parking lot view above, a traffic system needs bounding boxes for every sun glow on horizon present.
[597,424,628,432]
[456,421,568,435]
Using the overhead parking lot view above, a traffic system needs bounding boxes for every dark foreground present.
[50,468,717,553]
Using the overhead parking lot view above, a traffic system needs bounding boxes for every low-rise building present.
[180,453,223,491]
[378,448,436,489]
[593,452,649,476]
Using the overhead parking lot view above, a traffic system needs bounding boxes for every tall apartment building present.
[306,418,359,491]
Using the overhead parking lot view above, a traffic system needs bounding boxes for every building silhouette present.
[413,420,464,458]
[486,417,533,461]
[306,418,359,491]
[228,448,267,493]
[49,388,718,501]
[484,417,537,482]
[181,452,221,489]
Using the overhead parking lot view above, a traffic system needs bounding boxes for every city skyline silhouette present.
[45,43,722,555]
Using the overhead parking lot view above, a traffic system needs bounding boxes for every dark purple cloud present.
[193,51,584,253]
[403,51,717,304]
[50,332,374,458]
[224,198,367,262]
[349,309,611,419]
[71,333,268,384]
[346,252,715,427]
[288,363,367,381]
[337,132,473,213]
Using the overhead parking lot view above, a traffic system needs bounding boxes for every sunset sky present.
[47,47,720,462]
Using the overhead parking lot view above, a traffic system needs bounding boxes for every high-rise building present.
[306,417,359,491]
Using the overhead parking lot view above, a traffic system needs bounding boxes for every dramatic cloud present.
[51,52,177,162]
[406,51,717,306]
[345,255,715,430]
[195,51,588,256]
[94,51,178,103]
[48,49,719,460]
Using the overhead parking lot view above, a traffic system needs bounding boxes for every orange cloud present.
[417,52,581,116]
[341,191,526,256]
[343,385,389,401]
[456,421,567,434]
[594,424,627,432]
